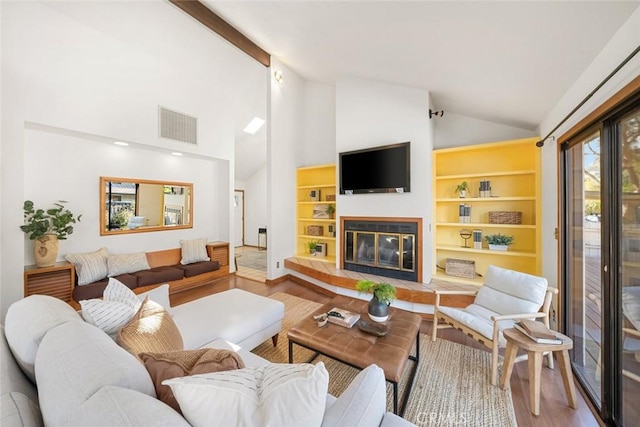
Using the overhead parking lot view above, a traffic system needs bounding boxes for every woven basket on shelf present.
[445,258,476,279]
[488,211,522,224]
[306,225,324,236]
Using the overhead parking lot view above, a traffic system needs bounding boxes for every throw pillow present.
[108,252,150,277]
[179,238,210,265]
[164,362,329,427]
[80,278,141,336]
[66,247,109,286]
[140,348,245,412]
[136,283,173,316]
[117,297,183,357]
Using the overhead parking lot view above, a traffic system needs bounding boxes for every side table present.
[499,327,577,416]
[24,262,75,302]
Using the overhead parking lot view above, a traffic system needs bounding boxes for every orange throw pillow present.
[140,348,245,412]
[116,297,183,356]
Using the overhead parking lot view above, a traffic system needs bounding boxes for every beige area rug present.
[253,292,517,427]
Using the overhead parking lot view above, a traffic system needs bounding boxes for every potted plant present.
[20,200,82,267]
[485,233,514,251]
[455,181,470,198]
[355,280,397,322]
[326,204,335,218]
[306,240,320,255]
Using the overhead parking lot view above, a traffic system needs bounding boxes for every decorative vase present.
[368,296,390,323]
[459,190,466,198]
[488,244,508,251]
[34,234,59,267]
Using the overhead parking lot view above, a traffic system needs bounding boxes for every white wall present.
[244,163,268,247]
[434,112,536,149]
[267,60,305,279]
[23,127,224,263]
[537,7,640,293]
[300,82,336,166]
[335,77,433,283]
[1,1,262,317]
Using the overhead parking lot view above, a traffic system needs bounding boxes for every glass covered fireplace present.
[342,218,419,282]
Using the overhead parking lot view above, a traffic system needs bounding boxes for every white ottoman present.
[172,289,285,351]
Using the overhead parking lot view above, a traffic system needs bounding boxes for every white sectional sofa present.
[1,289,414,426]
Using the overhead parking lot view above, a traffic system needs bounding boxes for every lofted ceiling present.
[209,0,639,133]
[220,1,639,181]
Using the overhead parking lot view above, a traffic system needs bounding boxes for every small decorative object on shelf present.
[485,233,514,251]
[325,194,336,201]
[459,228,472,248]
[458,204,471,223]
[445,258,476,279]
[479,180,492,198]
[306,240,320,254]
[488,211,522,224]
[473,229,483,249]
[312,204,330,219]
[326,204,335,219]
[355,280,397,323]
[455,181,470,198]
[328,223,336,237]
[20,200,82,268]
[307,225,324,236]
[309,189,320,201]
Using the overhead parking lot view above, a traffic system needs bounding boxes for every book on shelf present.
[326,307,361,328]
[479,180,492,198]
[473,229,482,249]
[513,321,562,345]
[458,204,471,223]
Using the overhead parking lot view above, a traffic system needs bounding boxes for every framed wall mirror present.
[100,177,193,235]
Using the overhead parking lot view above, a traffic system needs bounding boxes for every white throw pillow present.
[80,278,141,335]
[66,247,109,286]
[107,252,150,277]
[179,238,210,265]
[164,363,329,427]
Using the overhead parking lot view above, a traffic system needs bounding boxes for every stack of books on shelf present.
[473,229,483,249]
[513,319,562,344]
[479,180,492,198]
[458,204,471,223]
[326,307,361,328]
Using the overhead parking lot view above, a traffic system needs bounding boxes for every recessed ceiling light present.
[114,141,129,146]
[171,152,183,156]
[243,117,265,135]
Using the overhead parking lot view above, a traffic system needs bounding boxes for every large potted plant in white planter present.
[355,280,397,322]
[485,233,514,251]
[20,200,82,267]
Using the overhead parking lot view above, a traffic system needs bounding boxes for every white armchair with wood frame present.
[431,265,558,385]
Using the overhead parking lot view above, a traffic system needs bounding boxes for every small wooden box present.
[307,225,324,236]
[445,258,476,279]
[325,194,336,201]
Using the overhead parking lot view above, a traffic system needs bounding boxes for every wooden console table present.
[24,262,75,302]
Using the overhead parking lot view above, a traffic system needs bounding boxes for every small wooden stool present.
[499,327,577,416]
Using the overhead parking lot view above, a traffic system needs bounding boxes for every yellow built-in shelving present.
[296,164,337,263]
[433,137,542,280]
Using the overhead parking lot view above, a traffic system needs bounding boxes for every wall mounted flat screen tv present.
[339,142,410,194]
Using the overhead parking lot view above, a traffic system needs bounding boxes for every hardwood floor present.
[172,275,602,427]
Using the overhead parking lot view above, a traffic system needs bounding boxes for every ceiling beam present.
[170,0,270,67]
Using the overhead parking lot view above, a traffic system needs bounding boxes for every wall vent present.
[159,106,198,144]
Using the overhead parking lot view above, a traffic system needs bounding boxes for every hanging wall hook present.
[429,109,444,119]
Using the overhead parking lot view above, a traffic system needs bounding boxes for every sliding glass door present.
[561,98,640,426]
[619,108,640,425]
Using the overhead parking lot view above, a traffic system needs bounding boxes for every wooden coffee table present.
[287,295,421,416]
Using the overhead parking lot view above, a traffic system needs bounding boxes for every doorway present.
[234,190,244,247]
